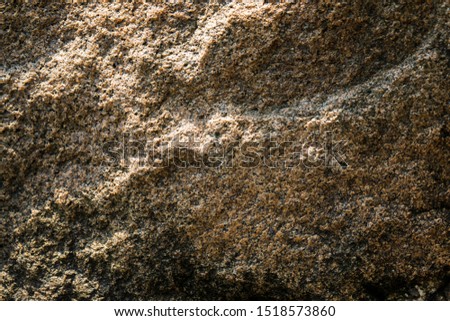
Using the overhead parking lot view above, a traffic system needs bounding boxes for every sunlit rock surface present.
[1,1,449,300]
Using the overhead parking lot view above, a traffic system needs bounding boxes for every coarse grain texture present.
[1,0,449,300]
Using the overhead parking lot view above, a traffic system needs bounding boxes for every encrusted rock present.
[1,1,449,300]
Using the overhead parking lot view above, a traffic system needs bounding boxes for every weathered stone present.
[1,1,449,300]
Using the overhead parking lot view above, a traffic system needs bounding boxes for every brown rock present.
[1,1,449,300]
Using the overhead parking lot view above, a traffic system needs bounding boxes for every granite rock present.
[1,0,449,300]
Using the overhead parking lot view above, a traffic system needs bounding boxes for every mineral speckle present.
[1,1,449,300]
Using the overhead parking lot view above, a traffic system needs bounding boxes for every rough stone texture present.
[1,1,449,300]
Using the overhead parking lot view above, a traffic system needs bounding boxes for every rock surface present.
[1,1,449,300]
